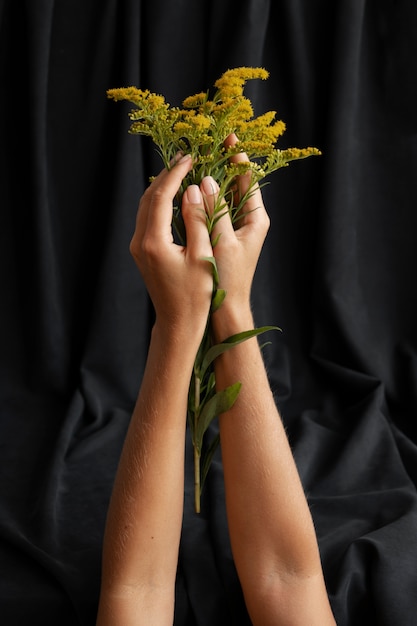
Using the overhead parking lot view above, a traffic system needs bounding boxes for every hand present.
[130,154,213,340]
[201,135,270,336]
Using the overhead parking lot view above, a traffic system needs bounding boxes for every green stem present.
[194,373,201,513]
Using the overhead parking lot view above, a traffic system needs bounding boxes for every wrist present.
[152,317,206,359]
[211,302,254,343]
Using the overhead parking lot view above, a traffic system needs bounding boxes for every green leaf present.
[200,371,216,403]
[195,382,242,451]
[200,255,219,287]
[194,319,212,368]
[211,288,226,312]
[200,325,280,381]
[187,408,195,434]
[200,433,220,493]
[211,232,222,248]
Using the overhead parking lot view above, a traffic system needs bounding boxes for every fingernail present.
[201,176,219,196]
[187,184,202,203]
[178,153,192,164]
[169,151,183,166]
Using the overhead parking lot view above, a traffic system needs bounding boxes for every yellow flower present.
[234,140,274,155]
[190,114,211,130]
[107,87,169,116]
[183,92,208,108]
[280,147,322,160]
[214,67,269,92]
[108,67,321,193]
[215,83,244,99]
[107,86,149,104]
[268,120,286,140]
[173,121,194,134]
[226,161,256,175]
[145,94,167,111]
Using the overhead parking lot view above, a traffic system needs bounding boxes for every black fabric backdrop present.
[1,1,417,624]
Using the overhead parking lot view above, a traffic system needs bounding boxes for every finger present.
[200,175,220,218]
[225,132,260,196]
[182,184,212,259]
[224,133,265,229]
[200,175,234,246]
[144,154,193,238]
[134,166,169,237]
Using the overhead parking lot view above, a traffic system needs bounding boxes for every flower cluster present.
[108,68,321,512]
[107,67,320,233]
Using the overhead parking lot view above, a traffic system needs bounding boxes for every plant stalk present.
[194,372,201,513]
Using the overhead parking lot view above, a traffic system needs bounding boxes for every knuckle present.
[255,205,270,232]
[129,231,160,266]
[129,234,137,257]
[140,185,153,206]
[140,233,159,258]
[129,235,142,265]
[150,187,168,208]
[262,211,271,232]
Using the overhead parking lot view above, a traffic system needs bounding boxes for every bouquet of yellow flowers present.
[108,67,320,512]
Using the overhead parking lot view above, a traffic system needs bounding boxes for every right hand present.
[201,134,270,337]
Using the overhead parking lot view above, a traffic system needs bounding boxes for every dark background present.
[1,1,417,624]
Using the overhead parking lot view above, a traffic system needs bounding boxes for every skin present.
[96,137,336,625]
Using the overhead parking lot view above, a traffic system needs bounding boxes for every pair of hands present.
[129,135,270,344]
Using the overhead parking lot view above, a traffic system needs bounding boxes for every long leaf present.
[211,288,226,312]
[195,382,241,451]
[200,325,280,380]
[200,255,219,287]
[200,432,221,493]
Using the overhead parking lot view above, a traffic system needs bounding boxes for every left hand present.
[130,154,214,341]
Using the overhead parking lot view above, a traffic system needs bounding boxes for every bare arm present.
[206,136,336,625]
[96,155,213,625]
[96,140,336,625]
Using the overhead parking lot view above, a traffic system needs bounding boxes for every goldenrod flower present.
[174,121,193,133]
[107,67,320,193]
[214,66,269,93]
[183,92,208,108]
[190,114,212,130]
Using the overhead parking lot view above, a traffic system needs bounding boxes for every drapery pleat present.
[1,1,417,624]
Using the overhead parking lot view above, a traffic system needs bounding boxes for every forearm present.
[97,323,198,624]
[96,158,215,625]
[212,306,334,624]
